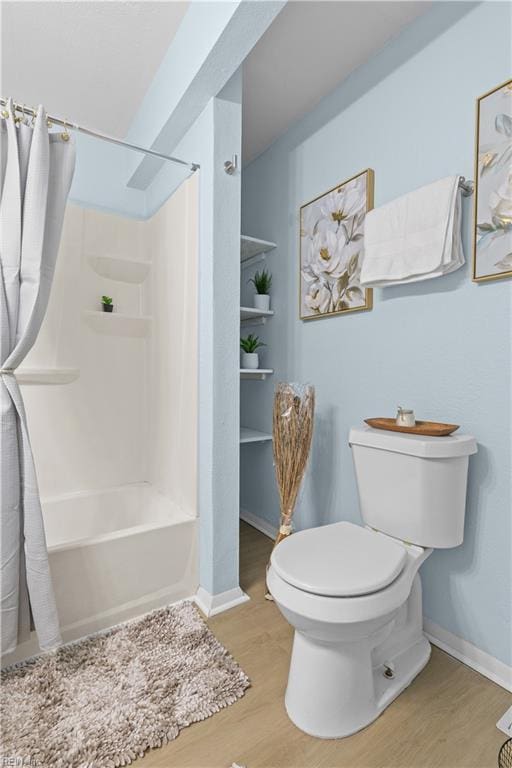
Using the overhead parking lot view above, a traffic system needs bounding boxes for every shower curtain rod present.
[0,97,200,172]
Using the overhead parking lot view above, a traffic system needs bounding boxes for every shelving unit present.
[239,235,276,445]
[240,306,274,327]
[15,368,80,386]
[240,427,273,444]
[83,310,152,338]
[240,235,276,269]
[240,368,273,380]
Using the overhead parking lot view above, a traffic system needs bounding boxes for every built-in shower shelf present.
[240,368,273,380]
[87,254,151,284]
[14,368,80,385]
[240,235,276,268]
[240,427,273,444]
[83,310,152,338]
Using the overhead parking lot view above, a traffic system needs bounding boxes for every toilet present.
[267,425,477,739]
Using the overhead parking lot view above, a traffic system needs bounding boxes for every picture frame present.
[299,168,374,319]
[472,78,512,283]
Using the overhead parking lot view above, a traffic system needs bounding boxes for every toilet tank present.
[349,426,477,548]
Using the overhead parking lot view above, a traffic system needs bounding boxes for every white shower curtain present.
[0,100,76,654]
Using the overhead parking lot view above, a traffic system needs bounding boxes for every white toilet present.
[267,425,477,739]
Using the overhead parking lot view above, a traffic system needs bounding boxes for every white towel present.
[360,175,464,286]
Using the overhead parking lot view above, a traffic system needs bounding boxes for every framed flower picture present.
[473,78,512,282]
[300,169,374,319]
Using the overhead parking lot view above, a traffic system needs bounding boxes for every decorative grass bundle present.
[271,382,315,549]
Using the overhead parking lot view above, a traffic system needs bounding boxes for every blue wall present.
[68,132,194,220]
[241,1,511,665]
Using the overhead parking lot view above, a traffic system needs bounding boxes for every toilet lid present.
[271,521,407,597]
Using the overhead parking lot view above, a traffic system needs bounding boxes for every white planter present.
[242,352,259,370]
[254,294,270,312]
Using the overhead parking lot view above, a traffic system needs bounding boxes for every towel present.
[360,175,464,286]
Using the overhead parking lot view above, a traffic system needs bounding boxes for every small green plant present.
[101,295,113,306]
[249,269,272,295]
[240,334,266,353]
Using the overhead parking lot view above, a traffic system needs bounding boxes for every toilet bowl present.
[268,426,477,738]
[268,523,432,738]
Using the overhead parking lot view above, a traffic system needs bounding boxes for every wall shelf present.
[83,310,151,338]
[240,235,276,269]
[14,368,80,386]
[240,427,273,444]
[240,368,273,380]
[87,254,151,284]
[240,306,274,326]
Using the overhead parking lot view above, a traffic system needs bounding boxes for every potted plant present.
[101,295,114,313]
[240,334,266,370]
[249,269,272,312]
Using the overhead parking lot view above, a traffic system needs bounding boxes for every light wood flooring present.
[140,522,510,768]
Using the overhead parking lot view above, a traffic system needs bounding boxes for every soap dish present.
[365,418,460,437]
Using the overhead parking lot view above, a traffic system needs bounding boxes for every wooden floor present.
[140,522,510,768]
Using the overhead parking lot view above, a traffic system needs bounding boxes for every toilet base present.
[284,630,431,739]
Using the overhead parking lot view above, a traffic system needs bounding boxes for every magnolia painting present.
[473,79,512,282]
[300,169,373,319]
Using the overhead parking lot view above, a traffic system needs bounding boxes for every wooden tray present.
[365,418,460,437]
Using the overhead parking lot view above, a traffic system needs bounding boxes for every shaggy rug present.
[1,601,250,768]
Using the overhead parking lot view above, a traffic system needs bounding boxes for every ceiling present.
[0,1,188,137]
[1,1,431,164]
[242,1,431,164]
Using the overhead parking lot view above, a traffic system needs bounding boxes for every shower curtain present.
[0,100,76,654]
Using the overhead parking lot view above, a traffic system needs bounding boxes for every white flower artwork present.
[300,169,374,319]
[473,79,512,282]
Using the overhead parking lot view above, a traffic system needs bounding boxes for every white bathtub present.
[3,483,198,666]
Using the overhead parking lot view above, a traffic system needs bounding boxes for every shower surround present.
[2,176,198,666]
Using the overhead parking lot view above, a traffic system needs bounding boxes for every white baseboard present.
[240,508,277,540]
[194,586,250,618]
[424,619,512,692]
[240,509,512,693]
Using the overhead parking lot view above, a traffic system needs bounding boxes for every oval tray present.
[365,418,460,437]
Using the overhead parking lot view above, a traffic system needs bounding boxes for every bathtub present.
[2,483,198,666]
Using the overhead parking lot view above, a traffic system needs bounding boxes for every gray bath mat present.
[1,601,249,767]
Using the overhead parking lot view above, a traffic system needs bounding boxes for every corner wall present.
[168,81,243,603]
[146,175,198,518]
[241,2,512,669]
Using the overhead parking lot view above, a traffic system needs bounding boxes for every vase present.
[242,352,259,369]
[254,294,270,312]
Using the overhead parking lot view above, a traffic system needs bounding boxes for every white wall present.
[22,204,147,498]
[146,175,198,517]
[20,178,197,519]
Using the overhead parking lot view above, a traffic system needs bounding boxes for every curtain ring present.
[60,119,70,142]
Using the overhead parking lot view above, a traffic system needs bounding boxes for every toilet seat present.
[271,521,407,597]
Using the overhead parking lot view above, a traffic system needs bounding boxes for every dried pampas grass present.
[272,382,315,548]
